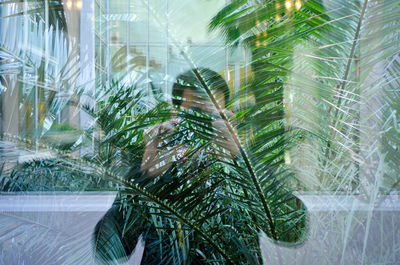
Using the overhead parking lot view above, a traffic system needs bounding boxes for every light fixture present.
[285,0,293,11]
[295,0,302,10]
[66,0,72,10]
[75,0,82,10]
[256,20,261,37]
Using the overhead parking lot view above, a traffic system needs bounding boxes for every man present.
[141,68,238,178]
[93,68,238,264]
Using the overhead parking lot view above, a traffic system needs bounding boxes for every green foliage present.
[1,0,399,264]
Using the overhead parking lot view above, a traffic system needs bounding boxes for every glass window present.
[0,1,399,264]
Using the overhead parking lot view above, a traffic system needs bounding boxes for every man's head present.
[172,68,230,112]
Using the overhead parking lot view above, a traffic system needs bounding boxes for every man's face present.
[180,88,225,113]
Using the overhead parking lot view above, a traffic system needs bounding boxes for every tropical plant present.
[1,0,399,264]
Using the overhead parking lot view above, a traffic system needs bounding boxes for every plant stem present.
[191,68,278,241]
[324,0,369,164]
[332,0,368,120]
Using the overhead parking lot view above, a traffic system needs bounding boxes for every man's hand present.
[211,110,240,157]
[141,119,179,177]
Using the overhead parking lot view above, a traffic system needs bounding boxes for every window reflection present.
[0,0,398,264]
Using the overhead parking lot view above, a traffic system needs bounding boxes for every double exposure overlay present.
[0,1,399,264]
